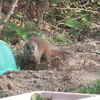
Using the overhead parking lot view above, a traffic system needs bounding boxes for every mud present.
[0,41,100,98]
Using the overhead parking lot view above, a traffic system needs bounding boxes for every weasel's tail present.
[51,50,71,57]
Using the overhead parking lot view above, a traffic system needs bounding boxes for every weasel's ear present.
[31,41,38,50]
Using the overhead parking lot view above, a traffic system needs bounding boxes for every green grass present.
[77,80,100,94]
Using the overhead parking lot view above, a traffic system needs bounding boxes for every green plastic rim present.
[0,65,20,75]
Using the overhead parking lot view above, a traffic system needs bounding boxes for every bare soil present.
[0,41,100,98]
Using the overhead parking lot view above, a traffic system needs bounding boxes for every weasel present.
[23,37,71,66]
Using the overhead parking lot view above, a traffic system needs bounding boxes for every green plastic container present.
[0,40,20,75]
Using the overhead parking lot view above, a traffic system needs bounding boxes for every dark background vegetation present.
[0,0,100,45]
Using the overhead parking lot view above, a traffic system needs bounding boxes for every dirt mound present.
[0,41,100,98]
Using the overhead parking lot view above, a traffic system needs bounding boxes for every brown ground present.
[0,40,100,98]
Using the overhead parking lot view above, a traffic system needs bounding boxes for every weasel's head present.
[24,41,38,52]
[24,41,38,61]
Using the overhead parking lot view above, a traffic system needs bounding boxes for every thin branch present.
[21,0,31,27]
[43,21,67,31]
[56,7,99,14]
[0,0,3,15]
[37,0,48,27]
[77,0,89,7]
[0,0,18,29]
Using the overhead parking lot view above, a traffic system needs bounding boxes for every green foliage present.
[0,90,6,98]
[77,80,100,94]
[64,18,80,27]
[31,94,41,100]
[55,33,70,44]
[2,21,43,42]
[90,32,100,39]
[1,0,100,43]
[3,22,31,40]
[44,0,100,40]
[58,34,66,42]
[0,90,3,98]
[31,93,47,100]
[11,12,23,19]
[68,29,79,38]
[24,21,34,29]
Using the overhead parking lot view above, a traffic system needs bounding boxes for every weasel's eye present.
[30,45,34,50]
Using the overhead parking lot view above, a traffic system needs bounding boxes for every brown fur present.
[23,37,71,65]
[51,50,71,57]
